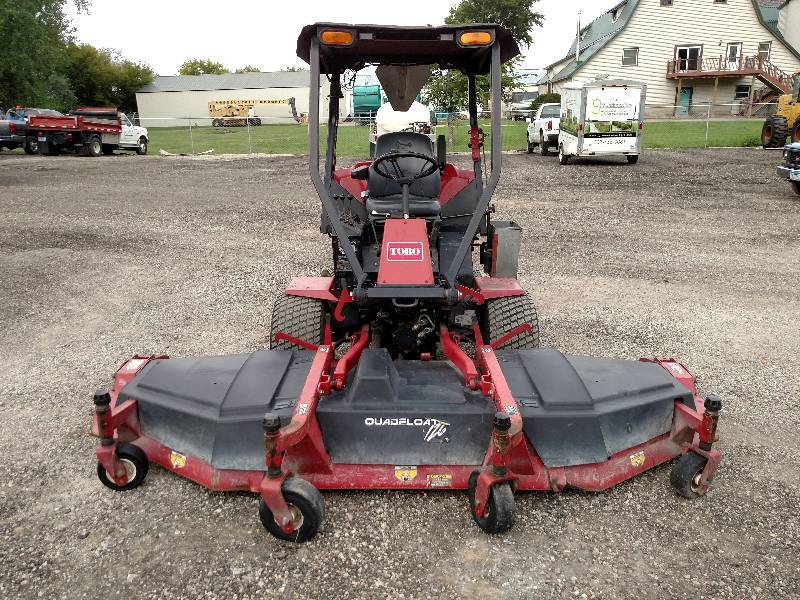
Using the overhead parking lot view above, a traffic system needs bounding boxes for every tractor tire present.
[258,477,324,542]
[761,115,788,148]
[792,118,800,144]
[96,443,149,491]
[484,295,540,350]
[87,135,102,157]
[136,137,148,155]
[269,294,326,350]
[467,471,516,534]
[23,137,38,155]
[539,132,549,156]
[670,451,708,499]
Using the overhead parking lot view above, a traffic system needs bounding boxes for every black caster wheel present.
[96,443,149,491]
[259,477,324,542]
[467,470,516,534]
[670,452,709,499]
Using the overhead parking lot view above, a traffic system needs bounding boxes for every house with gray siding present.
[538,0,800,115]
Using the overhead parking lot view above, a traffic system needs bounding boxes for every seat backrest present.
[369,132,440,199]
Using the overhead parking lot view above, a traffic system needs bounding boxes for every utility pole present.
[576,11,581,65]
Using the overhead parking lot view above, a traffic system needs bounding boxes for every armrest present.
[351,164,370,180]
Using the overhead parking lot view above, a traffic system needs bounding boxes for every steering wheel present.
[372,151,439,186]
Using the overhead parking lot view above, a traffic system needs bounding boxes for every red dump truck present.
[27,107,149,156]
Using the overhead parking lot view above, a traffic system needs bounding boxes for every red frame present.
[94,330,722,528]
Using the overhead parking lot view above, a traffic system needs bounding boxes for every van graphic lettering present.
[386,242,424,262]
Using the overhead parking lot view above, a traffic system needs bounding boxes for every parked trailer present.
[28,107,149,156]
[558,80,646,165]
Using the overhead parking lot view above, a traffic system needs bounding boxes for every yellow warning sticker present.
[170,450,187,469]
[394,466,418,482]
[629,451,646,467]
[426,473,453,488]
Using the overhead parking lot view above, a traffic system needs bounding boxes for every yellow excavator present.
[762,71,800,148]
[208,97,300,127]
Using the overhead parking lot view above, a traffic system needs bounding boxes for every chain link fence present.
[127,102,780,157]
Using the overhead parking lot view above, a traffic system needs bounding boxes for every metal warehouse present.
[135,70,328,127]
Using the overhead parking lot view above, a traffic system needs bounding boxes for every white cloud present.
[66,0,620,74]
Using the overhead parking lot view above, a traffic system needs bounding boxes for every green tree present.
[422,0,543,112]
[235,65,261,73]
[63,43,153,112]
[0,0,88,107]
[179,59,228,76]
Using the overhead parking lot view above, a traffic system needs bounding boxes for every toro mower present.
[91,23,723,542]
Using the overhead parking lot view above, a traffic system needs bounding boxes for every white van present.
[558,80,646,165]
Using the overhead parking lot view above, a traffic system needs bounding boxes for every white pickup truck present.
[526,103,561,155]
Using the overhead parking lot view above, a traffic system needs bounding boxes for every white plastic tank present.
[375,101,431,136]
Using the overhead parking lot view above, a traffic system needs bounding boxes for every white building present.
[538,0,800,116]
[135,71,328,127]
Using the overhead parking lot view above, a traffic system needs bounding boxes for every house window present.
[734,85,751,100]
[758,42,772,61]
[660,0,673,5]
[714,0,727,3]
[622,47,639,66]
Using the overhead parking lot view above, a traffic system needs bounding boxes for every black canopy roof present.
[296,23,520,74]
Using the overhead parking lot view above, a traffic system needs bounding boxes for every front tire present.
[259,477,324,542]
[269,294,326,350]
[558,144,569,165]
[670,452,708,499]
[484,295,540,349]
[467,471,516,534]
[762,115,788,148]
[136,137,148,155]
[96,443,149,491]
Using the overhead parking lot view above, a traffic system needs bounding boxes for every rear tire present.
[558,144,569,165]
[627,155,639,164]
[136,137,148,155]
[484,295,540,349]
[526,134,534,154]
[539,132,549,156]
[670,452,708,499]
[269,294,326,350]
[762,115,788,148]
[24,137,38,154]
[467,471,516,534]
[101,144,114,155]
[259,477,324,542]
[87,135,102,157]
[792,181,800,196]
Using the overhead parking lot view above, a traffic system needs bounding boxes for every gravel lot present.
[0,148,798,599]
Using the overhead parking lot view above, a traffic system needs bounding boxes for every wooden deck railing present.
[666,55,793,93]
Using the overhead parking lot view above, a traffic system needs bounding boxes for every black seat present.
[366,132,441,218]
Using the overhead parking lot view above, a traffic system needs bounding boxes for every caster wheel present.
[467,470,516,534]
[259,477,324,542]
[670,452,708,499]
[96,443,149,491]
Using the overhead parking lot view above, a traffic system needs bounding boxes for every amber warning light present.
[320,30,354,45]
[458,31,492,46]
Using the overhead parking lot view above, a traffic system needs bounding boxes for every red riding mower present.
[91,23,722,542]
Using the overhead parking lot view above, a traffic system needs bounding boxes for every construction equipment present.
[762,71,800,148]
[91,23,724,542]
[208,97,300,126]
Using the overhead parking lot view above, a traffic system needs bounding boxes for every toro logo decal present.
[386,242,423,262]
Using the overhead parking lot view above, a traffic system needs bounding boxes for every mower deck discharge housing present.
[92,23,723,542]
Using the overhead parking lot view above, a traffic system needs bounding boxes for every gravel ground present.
[0,148,798,599]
